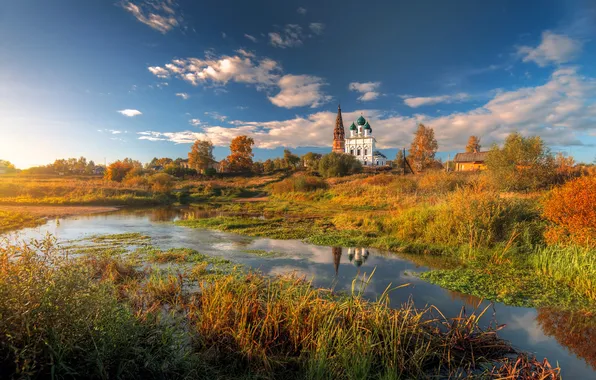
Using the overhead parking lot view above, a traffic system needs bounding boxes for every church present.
[332,105,388,166]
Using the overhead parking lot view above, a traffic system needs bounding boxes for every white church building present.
[344,115,387,166]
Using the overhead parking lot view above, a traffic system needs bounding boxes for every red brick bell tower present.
[332,105,345,153]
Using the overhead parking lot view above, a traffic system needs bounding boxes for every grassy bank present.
[0,210,45,233]
[0,237,560,379]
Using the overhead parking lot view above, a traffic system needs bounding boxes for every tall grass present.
[530,245,596,301]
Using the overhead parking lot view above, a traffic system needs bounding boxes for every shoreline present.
[0,205,120,219]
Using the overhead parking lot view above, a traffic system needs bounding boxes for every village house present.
[453,151,488,171]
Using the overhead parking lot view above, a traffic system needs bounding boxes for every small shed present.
[453,152,488,172]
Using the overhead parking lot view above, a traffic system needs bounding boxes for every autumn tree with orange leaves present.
[409,124,438,172]
[465,136,481,153]
[226,136,254,172]
[543,175,596,247]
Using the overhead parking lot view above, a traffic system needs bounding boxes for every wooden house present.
[453,152,488,172]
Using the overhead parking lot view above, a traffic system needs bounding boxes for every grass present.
[242,249,285,257]
[0,210,45,233]
[0,237,562,378]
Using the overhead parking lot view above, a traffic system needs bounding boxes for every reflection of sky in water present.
[5,208,595,378]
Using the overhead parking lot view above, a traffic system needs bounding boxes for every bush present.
[204,167,217,176]
[163,165,197,178]
[123,174,149,188]
[148,173,174,193]
[270,175,328,194]
[485,133,556,191]
[318,152,362,178]
[543,176,596,247]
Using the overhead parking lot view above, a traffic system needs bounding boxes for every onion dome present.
[356,115,366,125]
[349,122,357,131]
[364,121,371,130]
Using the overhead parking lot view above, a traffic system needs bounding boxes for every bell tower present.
[332,104,345,153]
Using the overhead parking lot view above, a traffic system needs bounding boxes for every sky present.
[1,0,595,169]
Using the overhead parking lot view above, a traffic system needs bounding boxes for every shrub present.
[270,175,328,194]
[148,173,174,193]
[485,132,556,191]
[123,174,149,188]
[318,152,362,178]
[543,176,596,247]
[204,167,217,176]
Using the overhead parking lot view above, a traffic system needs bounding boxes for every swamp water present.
[4,207,595,378]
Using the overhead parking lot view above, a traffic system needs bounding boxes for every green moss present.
[420,265,594,310]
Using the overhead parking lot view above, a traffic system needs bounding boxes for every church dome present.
[364,121,371,130]
[349,122,357,130]
[356,115,366,125]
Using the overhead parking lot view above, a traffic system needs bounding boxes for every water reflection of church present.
[332,247,370,274]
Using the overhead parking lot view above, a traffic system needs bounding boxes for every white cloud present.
[297,7,307,15]
[148,66,169,78]
[189,118,201,126]
[121,0,181,34]
[269,24,303,48]
[139,67,596,151]
[148,51,331,108]
[117,109,142,117]
[99,129,127,134]
[244,33,258,43]
[222,32,227,39]
[403,93,470,108]
[309,23,325,35]
[517,31,583,67]
[349,81,382,101]
[175,92,189,99]
[268,75,332,108]
[204,111,227,122]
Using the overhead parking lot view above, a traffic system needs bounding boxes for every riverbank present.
[0,235,561,379]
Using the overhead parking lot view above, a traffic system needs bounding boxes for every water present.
[5,207,595,377]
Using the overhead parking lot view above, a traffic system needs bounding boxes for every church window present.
[357,148,361,156]
[350,148,354,155]
[364,148,367,156]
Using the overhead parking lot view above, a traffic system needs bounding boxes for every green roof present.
[364,121,371,130]
[356,115,366,125]
[349,122,357,130]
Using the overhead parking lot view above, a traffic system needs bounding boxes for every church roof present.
[364,121,371,130]
[356,115,366,125]
[349,122,357,130]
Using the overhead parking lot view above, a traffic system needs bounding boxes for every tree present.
[283,149,300,170]
[188,140,215,173]
[263,159,275,173]
[301,152,322,170]
[252,161,264,174]
[466,136,481,153]
[0,160,16,173]
[318,152,362,178]
[394,150,405,171]
[226,136,254,172]
[104,160,135,182]
[409,124,438,172]
[485,132,556,190]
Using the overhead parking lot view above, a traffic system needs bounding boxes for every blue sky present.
[1,0,595,168]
